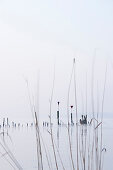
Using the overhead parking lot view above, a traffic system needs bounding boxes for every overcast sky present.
[0,0,113,122]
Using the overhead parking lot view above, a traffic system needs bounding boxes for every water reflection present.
[0,120,112,170]
[57,127,59,148]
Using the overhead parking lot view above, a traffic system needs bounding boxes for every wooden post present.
[57,102,60,125]
[70,106,73,125]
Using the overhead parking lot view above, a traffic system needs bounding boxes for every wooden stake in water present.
[3,118,5,137]
[57,102,60,125]
[70,106,73,125]
[7,117,9,135]
[7,117,8,126]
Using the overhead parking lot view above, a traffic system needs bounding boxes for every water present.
[0,119,113,170]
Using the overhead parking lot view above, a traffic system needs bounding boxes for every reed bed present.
[23,58,107,170]
[0,58,107,170]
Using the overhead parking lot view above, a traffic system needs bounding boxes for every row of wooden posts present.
[57,102,87,125]
[0,102,87,131]
[0,118,34,129]
[57,102,74,126]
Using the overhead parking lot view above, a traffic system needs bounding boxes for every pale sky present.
[0,0,113,122]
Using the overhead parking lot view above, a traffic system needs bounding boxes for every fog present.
[0,0,113,121]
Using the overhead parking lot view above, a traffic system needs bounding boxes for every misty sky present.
[0,0,113,122]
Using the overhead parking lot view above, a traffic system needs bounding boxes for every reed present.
[0,132,23,170]
[49,64,59,170]
[67,59,75,170]
[22,58,107,170]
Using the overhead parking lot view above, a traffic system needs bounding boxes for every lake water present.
[0,119,113,170]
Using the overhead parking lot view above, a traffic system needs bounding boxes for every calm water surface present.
[0,119,113,170]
